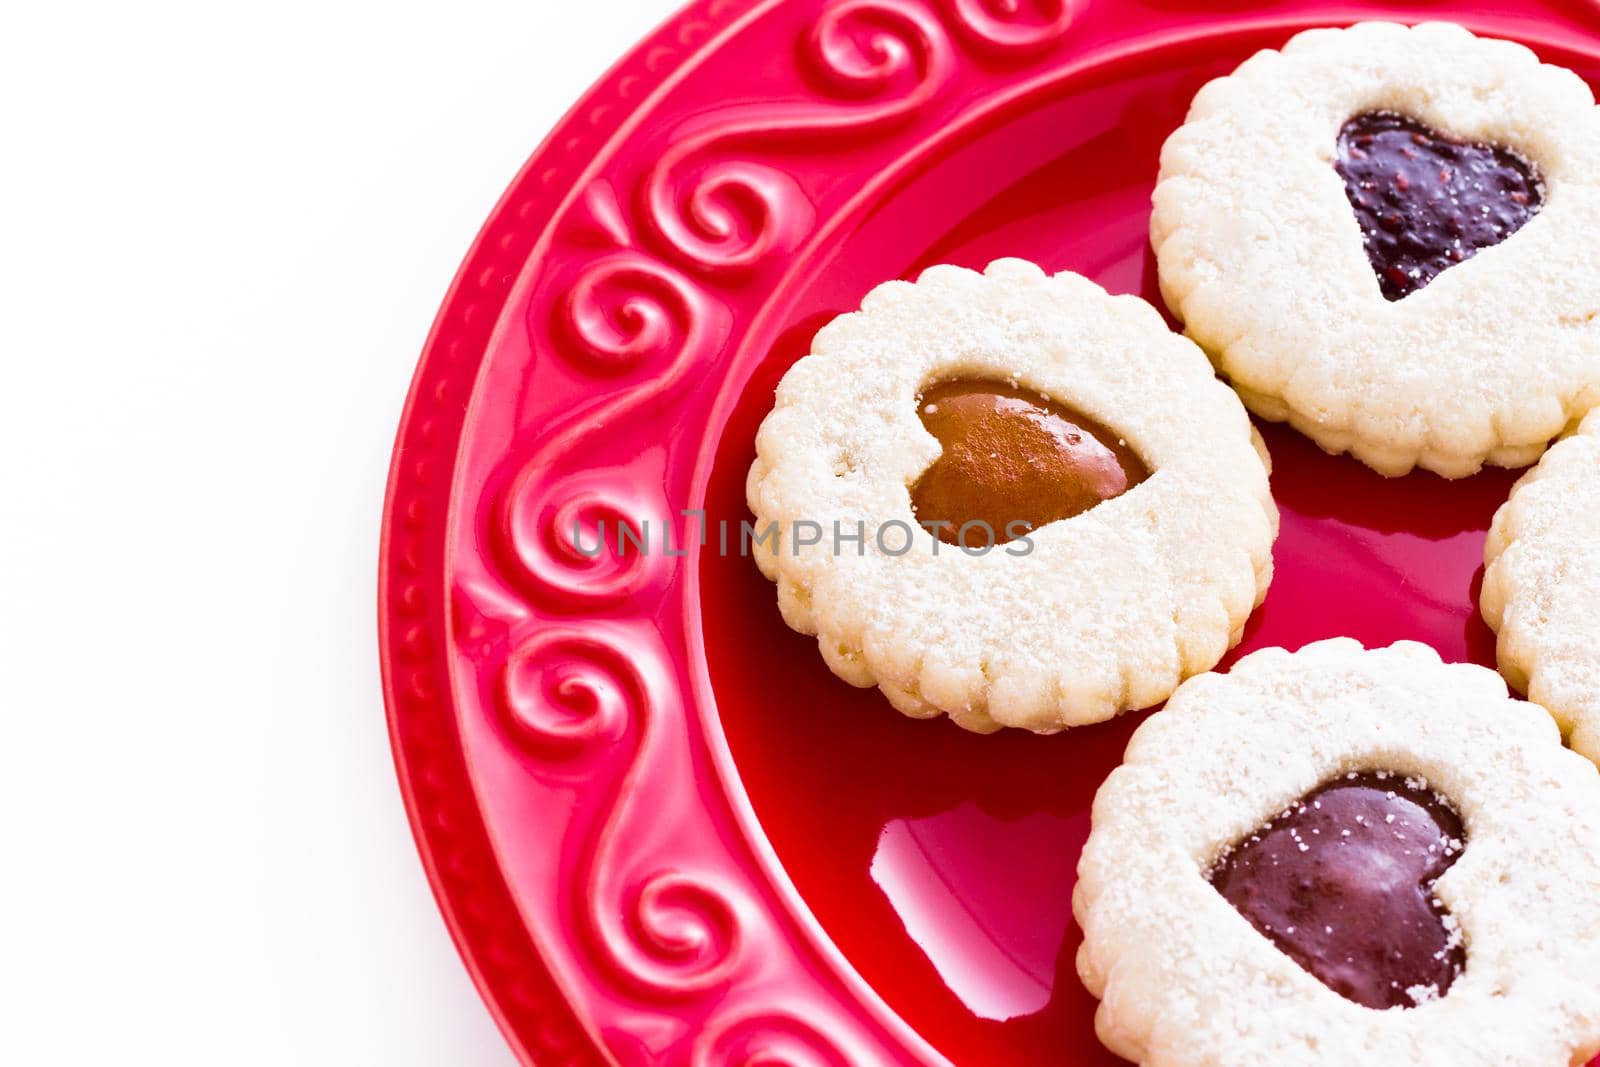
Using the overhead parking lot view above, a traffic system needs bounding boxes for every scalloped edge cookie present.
[1482,407,1600,762]
[1153,21,1600,478]
[1075,638,1600,1066]
[746,259,1277,733]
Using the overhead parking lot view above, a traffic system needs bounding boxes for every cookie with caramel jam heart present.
[747,259,1276,733]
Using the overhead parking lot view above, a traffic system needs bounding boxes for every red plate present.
[379,2,1600,1063]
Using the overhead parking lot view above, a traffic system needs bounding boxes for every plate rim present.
[378,3,767,1062]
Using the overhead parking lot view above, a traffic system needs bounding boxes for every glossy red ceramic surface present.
[379,2,1600,1063]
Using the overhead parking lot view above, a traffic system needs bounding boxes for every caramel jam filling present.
[909,380,1148,548]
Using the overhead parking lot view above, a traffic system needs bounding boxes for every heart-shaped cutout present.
[1335,111,1543,300]
[909,380,1148,548]
[1209,771,1466,1009]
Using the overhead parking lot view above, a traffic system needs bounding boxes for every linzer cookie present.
[1075,639,1600,1067]
[1152,21,1600,478]
[745,260,1277,733]
[1482,408,1600,763]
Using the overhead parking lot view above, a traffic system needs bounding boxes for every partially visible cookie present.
[746,260,1277,733]
[1075,639,1600,1067]
[1482,408,1600,761]
[1153,21,1600,478]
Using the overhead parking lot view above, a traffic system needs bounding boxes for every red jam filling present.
[1335,111,1542,300]
[1209,771,1466,1009]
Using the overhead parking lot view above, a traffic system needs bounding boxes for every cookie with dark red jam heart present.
[1335,111,1542,300]
[1209,771,1465,1009]
[1152,21,1600,479]
[1076,638,1600,1066]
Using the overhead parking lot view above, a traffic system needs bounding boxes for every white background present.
[2,2,678,1062]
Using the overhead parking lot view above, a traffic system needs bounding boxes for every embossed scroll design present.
[496,239,726,609]
[479,0,1085,1060]
[692,1009,859,1067]
[945,0,1080,55]
[499,627,741,998]
[496,626,867,1059]
[645,0,1078,277]
[644,0,953,276]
